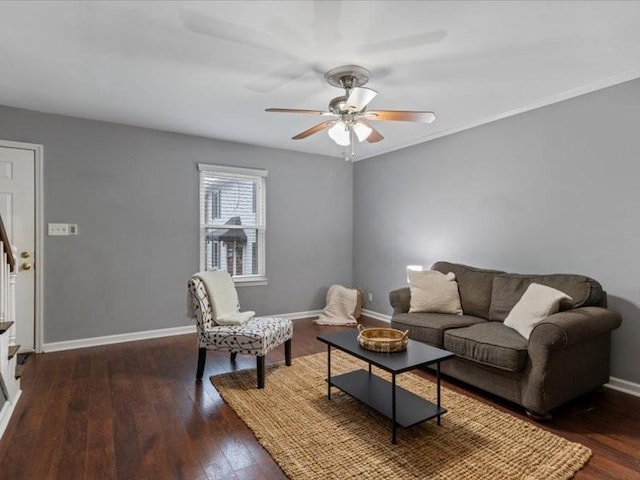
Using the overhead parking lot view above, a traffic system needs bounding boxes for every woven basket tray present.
[357,324,409,353]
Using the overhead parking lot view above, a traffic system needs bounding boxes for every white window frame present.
[198,163,268,286]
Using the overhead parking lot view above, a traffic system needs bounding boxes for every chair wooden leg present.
[257,355,265,389]
[196,347,207,380]
[230,352,237,362]
[285,339,292,366]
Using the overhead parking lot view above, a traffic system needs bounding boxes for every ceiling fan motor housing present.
[329,96,349,115]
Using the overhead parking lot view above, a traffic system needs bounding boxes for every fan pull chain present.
[344,128,356,161]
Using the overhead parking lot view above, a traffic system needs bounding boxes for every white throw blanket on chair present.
[187,271,255,325]
[314,285,358,326]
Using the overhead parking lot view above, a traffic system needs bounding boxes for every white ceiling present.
[1,1,639,160]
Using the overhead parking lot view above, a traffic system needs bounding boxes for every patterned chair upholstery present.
[188,275,293,388]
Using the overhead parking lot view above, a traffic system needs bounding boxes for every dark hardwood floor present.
[1,317,639,479]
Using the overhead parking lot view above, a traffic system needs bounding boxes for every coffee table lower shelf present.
[329,369,447,429]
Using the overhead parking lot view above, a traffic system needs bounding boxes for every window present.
[199,164,267,285]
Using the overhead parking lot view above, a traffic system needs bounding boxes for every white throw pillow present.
[408,270,463,315]
[504,283,572,339]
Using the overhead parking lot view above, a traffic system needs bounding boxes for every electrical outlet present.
[48,223,69,236]
[368,292,373,303]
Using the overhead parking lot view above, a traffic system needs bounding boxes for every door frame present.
[0,139,44,353]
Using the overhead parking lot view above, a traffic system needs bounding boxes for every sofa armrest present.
[529,306,622,350]
[522,306,621,415]
[389,287,411,315]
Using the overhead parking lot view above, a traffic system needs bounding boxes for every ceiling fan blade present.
[365,110,436,123]
[179,8,293,59]
[292,120,335,140]
[360,120,384,143]
[266,108,334,116]
[346,87,378,112]
[358,30,447,55]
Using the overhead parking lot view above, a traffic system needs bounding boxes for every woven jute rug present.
[211,351,591,480]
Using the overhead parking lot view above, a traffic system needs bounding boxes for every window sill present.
[234,276,268,287]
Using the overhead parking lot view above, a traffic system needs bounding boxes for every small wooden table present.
[317,329,454,444]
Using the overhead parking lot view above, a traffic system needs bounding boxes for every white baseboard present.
[361,309,391,322]
[43,325,197,353]
[0,390,22,441]
[42,310,323,353]
[605,377,640,398]
[277,310,322,320]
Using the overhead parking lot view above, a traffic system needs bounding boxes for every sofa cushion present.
[432,262,504,319]
[444,323,529,372]
[408,270,463,315]
[504,283,572,339]
[391,312,486,348]
[489,273,604,321]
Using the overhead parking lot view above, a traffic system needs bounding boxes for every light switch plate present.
[69,224,78,235]
[48,223,69,236]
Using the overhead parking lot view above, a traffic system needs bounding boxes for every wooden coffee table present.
[317,329,454,444]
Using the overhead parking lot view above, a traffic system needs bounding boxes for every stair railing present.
[0,213,21,439]
[0,214,16,340]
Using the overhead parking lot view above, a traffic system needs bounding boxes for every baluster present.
[0,244,5,322]
[9,271,16,345]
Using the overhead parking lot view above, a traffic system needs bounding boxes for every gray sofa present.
[389,262,622,419]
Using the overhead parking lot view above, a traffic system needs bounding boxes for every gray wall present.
[0,106,353,343]
[354,78,640,384]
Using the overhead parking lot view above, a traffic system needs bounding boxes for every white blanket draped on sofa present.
[314,285,358,326]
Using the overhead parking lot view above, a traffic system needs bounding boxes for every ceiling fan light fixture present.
[352,121,373,142]
[328,121,351,146]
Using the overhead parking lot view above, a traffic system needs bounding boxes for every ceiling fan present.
[266,65,435,160]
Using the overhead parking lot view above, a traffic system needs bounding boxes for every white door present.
[0,146,36,352]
